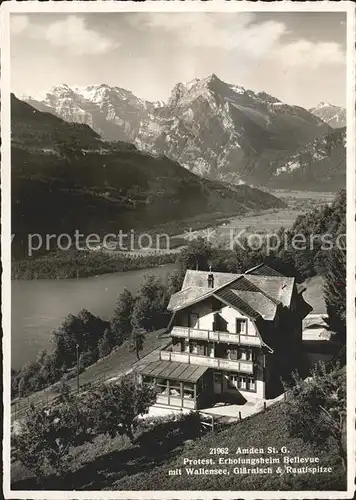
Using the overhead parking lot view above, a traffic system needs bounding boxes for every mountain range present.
[268,126,346,190]
[22,75,346,190]
[11,94,285,257]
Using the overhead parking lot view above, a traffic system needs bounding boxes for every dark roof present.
[245,263,285,277]
[229,275,279,304]
[136,360,209,383]
[233,291,277,320]
[214,287,261,319]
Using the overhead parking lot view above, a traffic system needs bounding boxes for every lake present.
[11,264,177,369]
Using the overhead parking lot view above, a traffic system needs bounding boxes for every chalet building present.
[136,264,312,410]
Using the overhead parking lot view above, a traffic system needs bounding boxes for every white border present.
[1,1,355,499]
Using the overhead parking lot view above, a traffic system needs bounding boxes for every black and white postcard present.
[1,1,355,498]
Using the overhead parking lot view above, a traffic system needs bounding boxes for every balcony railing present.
[160,350,254,374]
[170,326,261,346]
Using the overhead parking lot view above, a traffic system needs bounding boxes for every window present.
[236,318,246,334]
[248,377,256,391]
[188,312,199,328]
[156,378,168,395]
[238,376,247,389]
[191,342,198,354]
[208,343,214,357]
[240,349,253,361]
[229,374,238,388]
[169,381,181,397]
[183,382,195,399]
[184,340,190,353]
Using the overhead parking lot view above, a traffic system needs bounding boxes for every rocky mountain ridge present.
[23,75,344,189]
[23,83,157,142]
[308,102,346,129]
[269,126,346,190]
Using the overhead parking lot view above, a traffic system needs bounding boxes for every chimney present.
[207,266,214,288]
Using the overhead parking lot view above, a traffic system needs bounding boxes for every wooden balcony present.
[160,350,254,374]
[170,326,261,346]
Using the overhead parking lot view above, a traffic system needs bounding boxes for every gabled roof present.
[167,266,296,318]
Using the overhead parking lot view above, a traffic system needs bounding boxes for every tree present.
[167,270,184,297]
[13,398,91,477]
[130,327,145,360]
[324,246,346,341]
[111,288,135,344]
[52,309,109,369]
[131,275,168,331]
[87,376,156,443]
[284,362,346,469]
[178,236,213,272]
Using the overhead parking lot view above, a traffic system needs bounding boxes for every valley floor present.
[12,189,335,280]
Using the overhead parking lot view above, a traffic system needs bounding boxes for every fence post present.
[239,411,242,421]
[264,401,267,412]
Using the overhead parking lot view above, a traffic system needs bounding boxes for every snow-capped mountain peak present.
[21,75,334,186]
[22,83,156,142]
[309,102,346,128]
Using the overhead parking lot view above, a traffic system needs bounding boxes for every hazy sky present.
[10,12,347,109]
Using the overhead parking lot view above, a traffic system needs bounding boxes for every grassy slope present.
[12,330,170,422]
[11,402,344,491]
